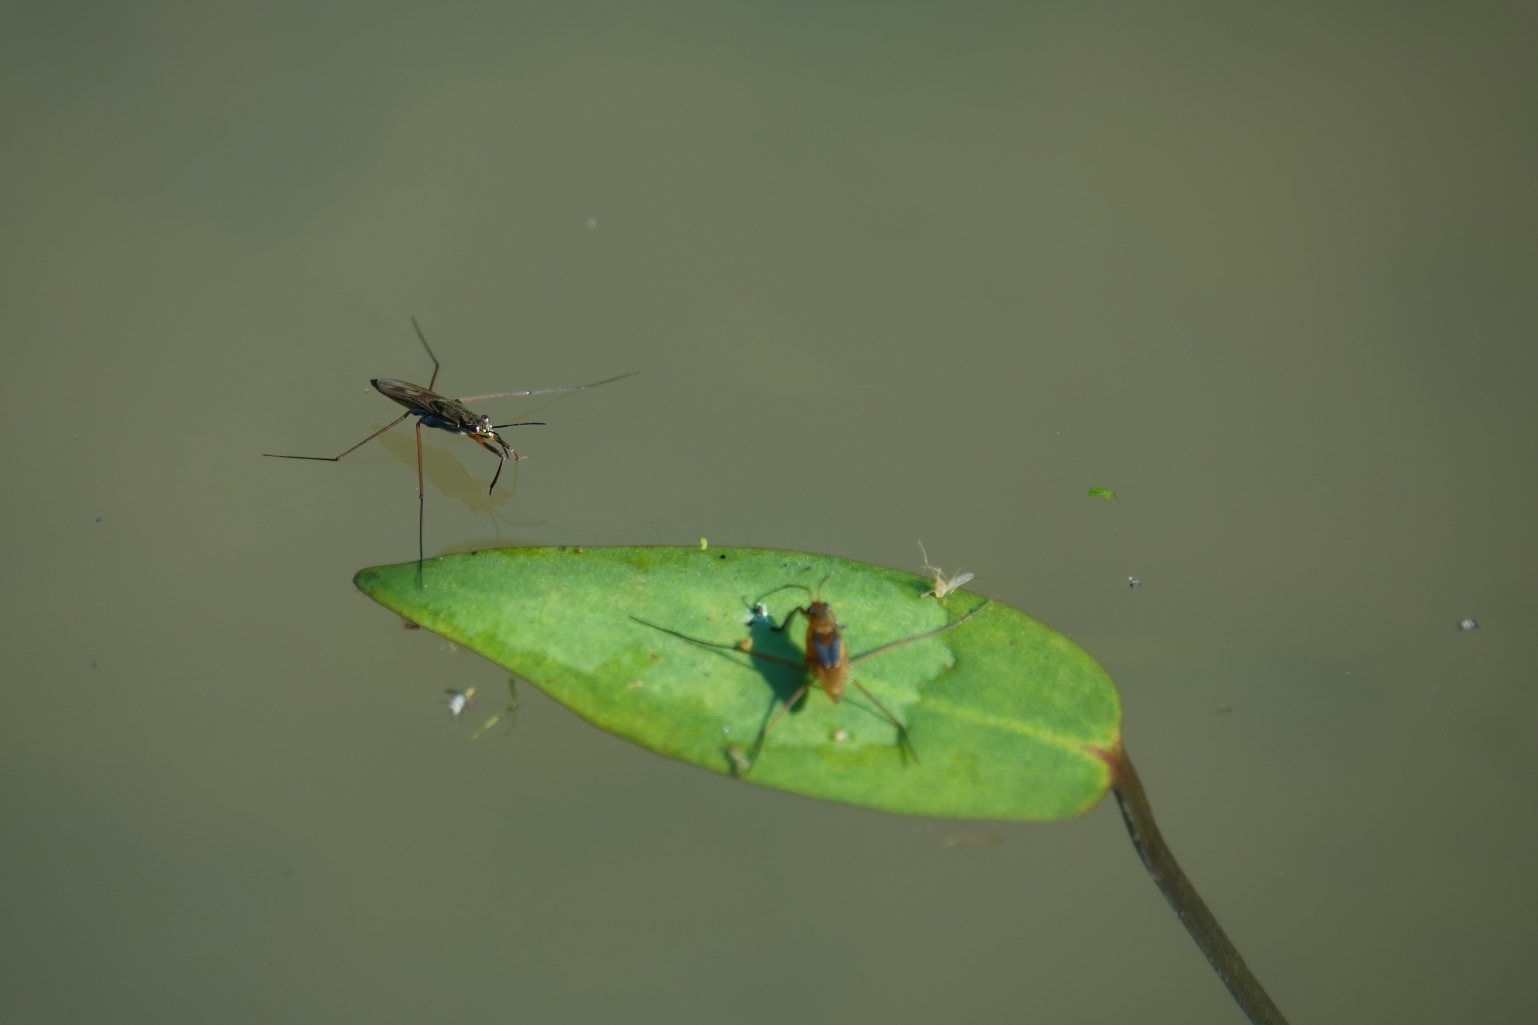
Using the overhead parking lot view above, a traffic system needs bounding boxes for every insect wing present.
[430,397,478,424]
[949,572,974,590]
[373,378,445,412]
[812,633,843,669]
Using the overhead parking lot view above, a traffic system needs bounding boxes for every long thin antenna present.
[410,316,442,392]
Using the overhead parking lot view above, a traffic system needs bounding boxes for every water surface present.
[1,3,1534,1022]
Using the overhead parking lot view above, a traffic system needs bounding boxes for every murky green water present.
[3,3,1534,1022]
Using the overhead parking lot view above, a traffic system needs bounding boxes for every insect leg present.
[849,599,992,664]
[758,681,810,741]
[484,423,545,495]
[415,420,426,583]
[628,616,803,669]
[262,411,413,461]
[849,679,918,764]
[734,680,811,772]
[487,449,506,495]
[772,606,810,633]
[411,316,443,392]
[456,371,640,403]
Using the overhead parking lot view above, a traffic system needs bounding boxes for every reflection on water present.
[362,423,543,551]
[375,424,525,517]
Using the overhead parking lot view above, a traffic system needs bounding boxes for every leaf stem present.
[1103,741,1290,1025]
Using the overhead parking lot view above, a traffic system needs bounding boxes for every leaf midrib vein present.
[919,696,1104,755]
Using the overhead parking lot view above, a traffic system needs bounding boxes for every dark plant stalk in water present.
[1103,741,1290,1025]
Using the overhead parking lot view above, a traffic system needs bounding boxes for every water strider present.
[636,580,990,773]
[264,318,636,575]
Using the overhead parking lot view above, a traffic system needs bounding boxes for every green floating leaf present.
[354,547,1122,821]
[1087,486,1118,502]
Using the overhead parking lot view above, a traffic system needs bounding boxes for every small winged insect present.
[472,679,519,738]
[445,687,476,717]
[917,542,974,601]
[1457,618,1479,632]
[1087,486,1118,502]
[1128,576,1141,588]
[634,579,990,774]
[264,317,637,577]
